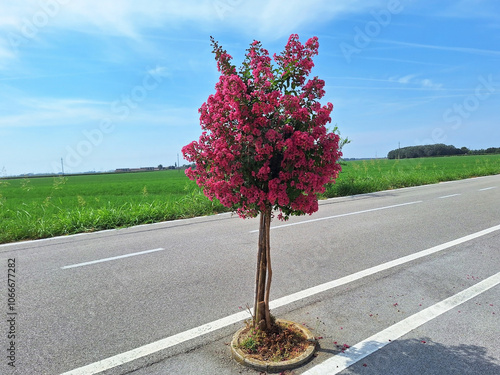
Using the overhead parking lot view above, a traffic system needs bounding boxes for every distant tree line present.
[387,144,500,159]
[466,147,500,155]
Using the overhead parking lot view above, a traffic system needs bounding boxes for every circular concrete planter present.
[231,319,317,373]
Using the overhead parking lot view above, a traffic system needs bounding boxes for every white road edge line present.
[302,271,500,375]
[0,212,232,249]
[61,248,166,269]
[59,223,500,375]
[438,194,461,199]
[479,186,497,191]
[249,201,423,233]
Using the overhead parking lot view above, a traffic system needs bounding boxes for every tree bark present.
[254,206,273,331]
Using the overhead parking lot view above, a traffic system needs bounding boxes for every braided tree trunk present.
[253,205,273,331]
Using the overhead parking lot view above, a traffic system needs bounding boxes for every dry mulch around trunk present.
[236,320,313,362]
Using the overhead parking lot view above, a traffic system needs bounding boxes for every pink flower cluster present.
[182,34,342,220]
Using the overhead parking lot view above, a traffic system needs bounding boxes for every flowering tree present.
[182,34,342,331]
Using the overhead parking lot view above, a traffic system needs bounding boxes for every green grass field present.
[1,154,499,244]
[326,154,500,197]
[0,170,226,244]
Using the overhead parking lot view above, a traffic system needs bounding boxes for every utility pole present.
[61,158,65,176]
[398,142,401,160]
[177,153,180,172]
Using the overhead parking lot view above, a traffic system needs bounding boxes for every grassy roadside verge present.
[1,155,499,244]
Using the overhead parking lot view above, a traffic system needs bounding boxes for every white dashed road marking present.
[61,248,165,269]
[438,194,461,199]
[250,201,423,233]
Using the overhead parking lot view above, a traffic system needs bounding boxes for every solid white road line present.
[59,310,251,375]
[60,248,165,269]
[249,201,423,233]
[268,223,500,310]
[302,271,500,375]
[59,224,500,375]
[438,194,461,199]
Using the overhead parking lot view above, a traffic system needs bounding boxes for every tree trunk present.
[254,206,273,331]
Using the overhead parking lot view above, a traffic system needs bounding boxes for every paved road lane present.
[1,175,499,374]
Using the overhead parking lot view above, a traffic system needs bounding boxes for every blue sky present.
[1,0,499,176]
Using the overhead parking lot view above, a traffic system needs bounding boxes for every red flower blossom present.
[183,35,342,220]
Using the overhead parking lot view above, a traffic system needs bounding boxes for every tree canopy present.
[182,35,342,221]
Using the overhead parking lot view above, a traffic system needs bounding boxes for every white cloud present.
[147,65,170,78]
[3,1,497,60]
[0,0,390,43]
[0,0,216,44]
[390,74,443,90]
[58,0,387,40]
[0,97,107,128]
[378,39,500,57]
[398,74,417,84]
[44,0,219,38]
[421,78,442,89]
[0,92,196,130]
[0,0,395,78]
[223,0,388,39]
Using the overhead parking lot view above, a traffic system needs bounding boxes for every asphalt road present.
[1,175,499,375]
